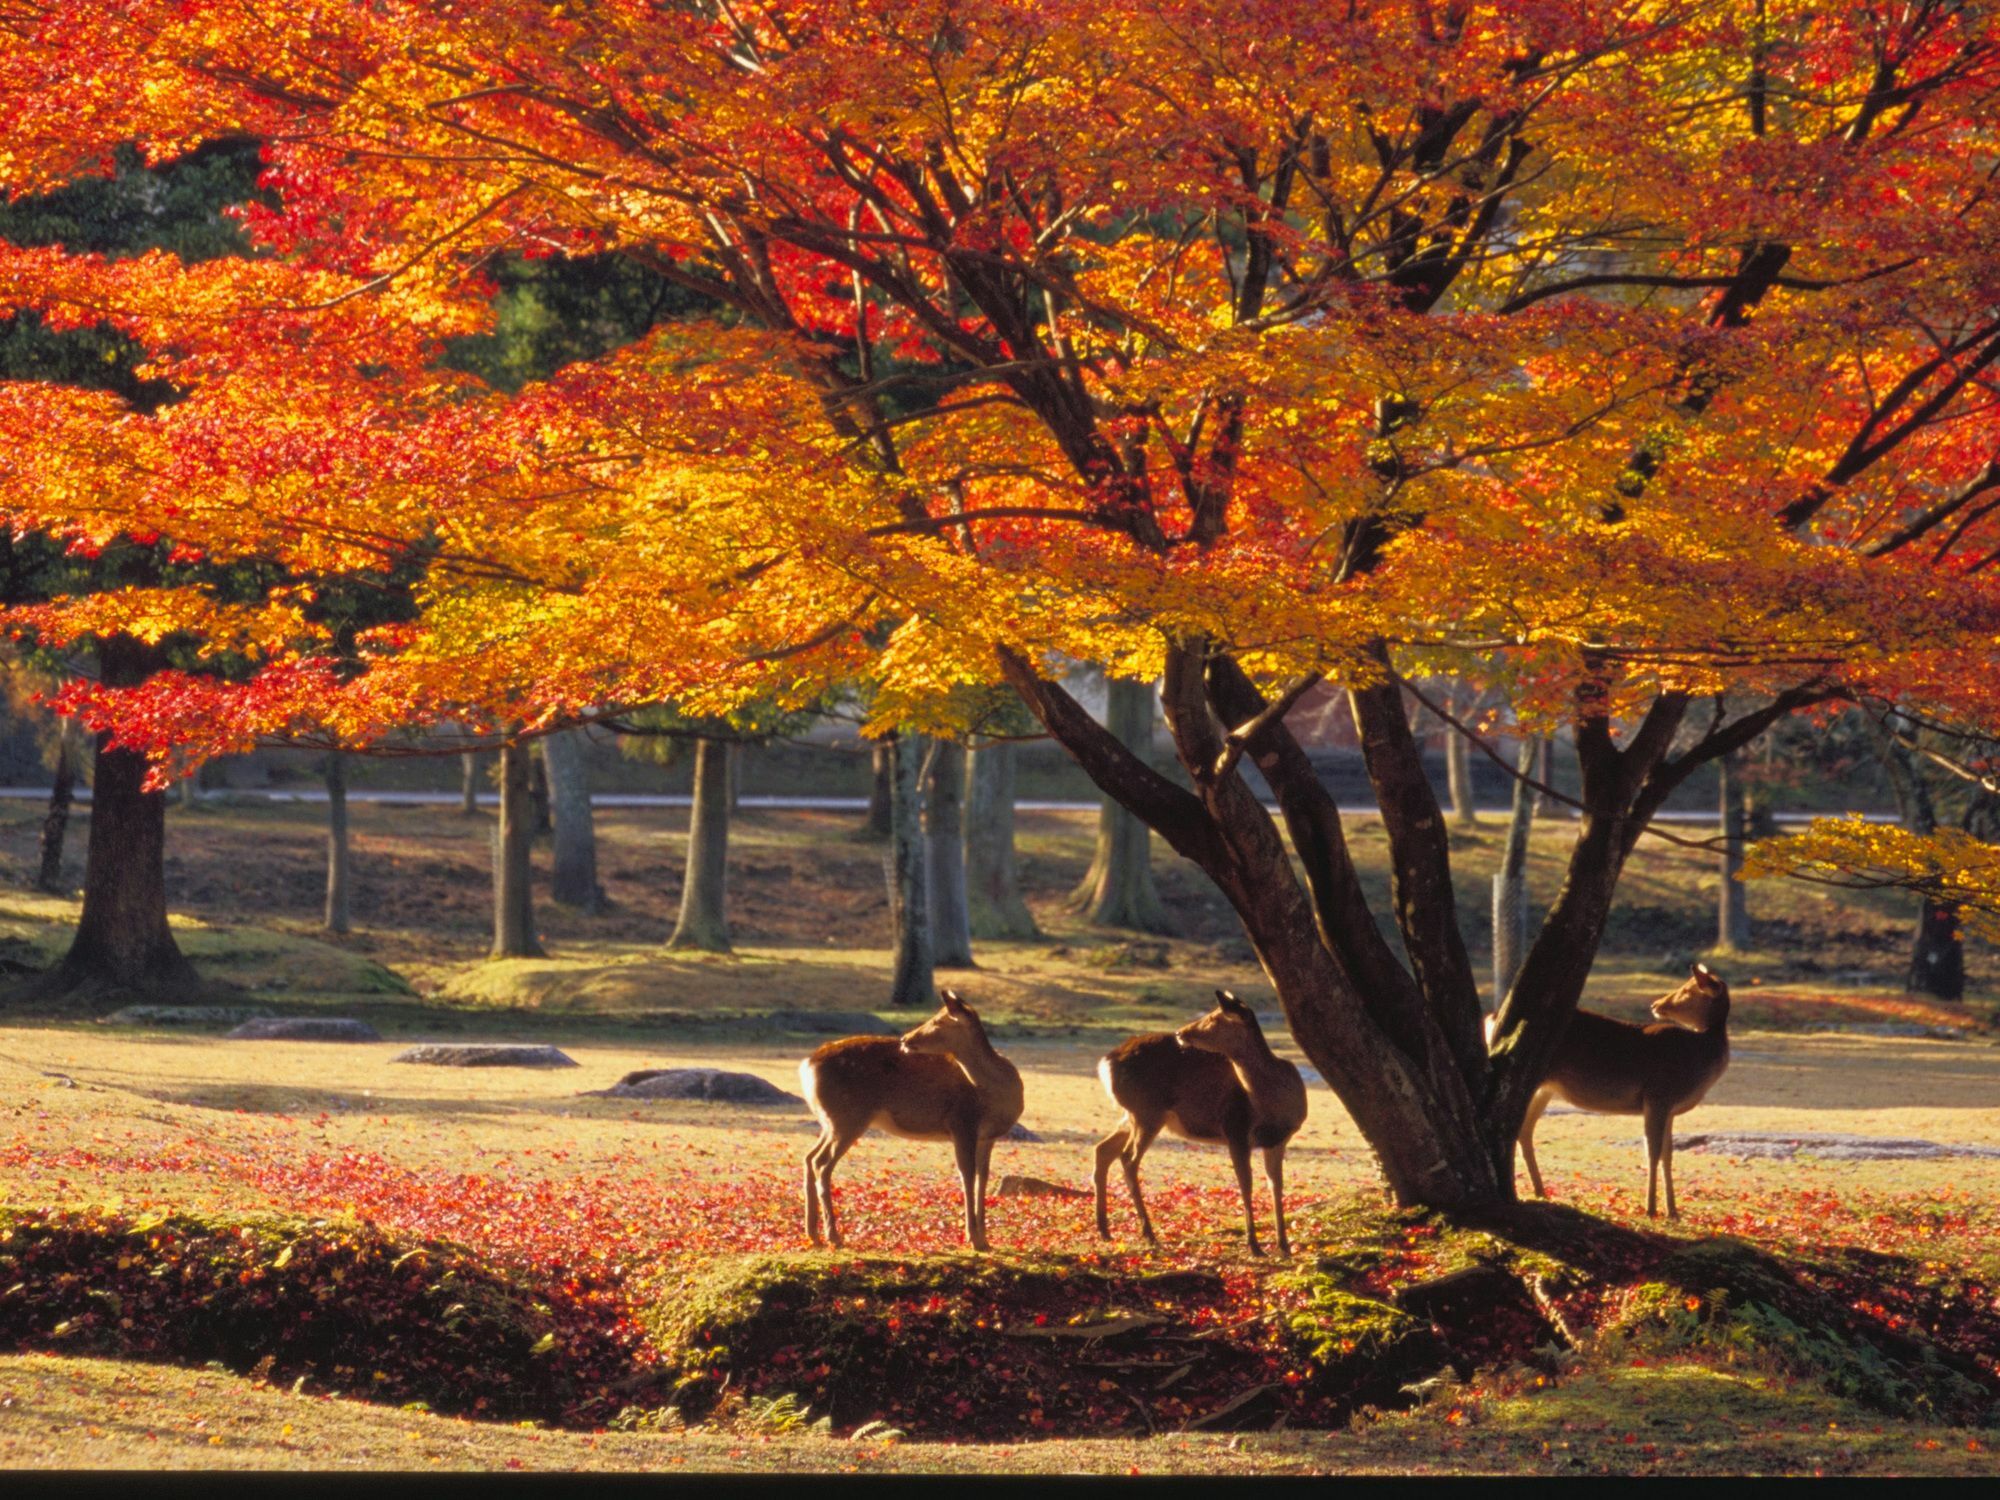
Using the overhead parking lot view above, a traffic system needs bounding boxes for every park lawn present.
[0,797,1995,1472]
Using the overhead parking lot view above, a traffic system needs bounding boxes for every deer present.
[799,989,1024,1252]
[1506,961,1733,1220]
[1094,989,1308,1257]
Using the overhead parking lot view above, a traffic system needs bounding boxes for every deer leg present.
[1096,1128,1128,1248]
[803,1130,833,1245]
[1519,1086,1554,1199]
[817,1135,856,1248]
[1262,1144,1290,1257]
[1659,1106,1680,1220]
[1121,1121,1164,1245]
[1229,1134,1262,1257]
[954,1131,987,1251]
[974,1136,996,1243]
[1643,1100,1670,1219]
[1093,1126,1129,1241]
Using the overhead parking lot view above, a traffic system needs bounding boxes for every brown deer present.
[1509,962,1732,1219]
[1094,990,1308,1256]
[799,989,1023,1251]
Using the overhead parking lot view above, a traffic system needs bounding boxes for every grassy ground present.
[0,798,1995,1472]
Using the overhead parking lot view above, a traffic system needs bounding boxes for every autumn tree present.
[7,2,2000,1206]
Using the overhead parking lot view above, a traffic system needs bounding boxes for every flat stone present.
[994,1174,1088,1199]
[1678,1130,2000,1161]
[228,1017,382,1042]
[591,1067,803,1106]
[103,1005,275,1028]
[391,1044,578,1069]
[1004,1123,1041,1142]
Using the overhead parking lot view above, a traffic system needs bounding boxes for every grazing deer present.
[1094,990,1308,1256]
[799,989,1023,1251]
[1509,962,1732,1219]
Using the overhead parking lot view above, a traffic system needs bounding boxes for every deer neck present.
[1222,1038,1292,1104]
[945,1030,1020,1100]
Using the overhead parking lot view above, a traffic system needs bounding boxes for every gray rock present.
[592,1067,803,1106]
[391,1044,578,1069]
[228,1017,382,1043]
[765,1009,900,1036]
[1678,1130,2000,1161]
[1004,1123,1041,1142]
[103,1004,275,1028]
[995,1174,1088,1199]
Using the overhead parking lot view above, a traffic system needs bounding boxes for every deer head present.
[900,989,987,1059]
[1175,989,1268,1063]
[1650,962,1730,1033]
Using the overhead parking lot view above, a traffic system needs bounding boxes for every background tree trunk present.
[460,750,482,815]
[1445,699,1478,828]
[884,732,937,1009]
[1490,736,1538,1009]
[1716,750,1751,952]
[855,741,893,841]
[1873,720,1963,1001]
[23,636,202,1008]
[323,750,351,934]
[37,716,81,895]
[965,741,1039,940]
[1533,737,1555,816]
[491,742,544,959]
[1071,677,1169,931]
[668,736,732,952]
[727,740,743,812]
[528,748,552,837]
[542,729,606,913]
[178,765,200,810]
[925,740,974,967]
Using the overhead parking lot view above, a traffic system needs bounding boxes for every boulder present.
[994,1174,1088,1200]
[591,1068,803,1106]
[228,1017,383,1043]
[391,1044,578,1069]
[1003,1123,1041,1142]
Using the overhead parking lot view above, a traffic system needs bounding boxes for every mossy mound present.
[0,1206,646,1426]
[642,1252,1309,1437]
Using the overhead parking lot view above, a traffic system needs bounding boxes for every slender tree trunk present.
[884,731,937,1008]
[1445,703,1478,828]
[925,740,974,967]
[1533,737,1555,816]
[528,748,552,837]
[1873,720,1963,1001]
[856,741,893,841]
[965,741,1039,940]
[727,740,743,812]
[37,716,81,895]
[324,750,351,935]
[1716,751,1751,952]
[17,636,202,1009]
[178,765,200,810]
[460,750,482,814]
[542,729,606,912]
[1490,736,1538,1009]
[1071,677,1169,931]
[491,742,544,959]
[668,736,732,952]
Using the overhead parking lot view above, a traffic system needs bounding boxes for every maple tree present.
[4,1,2000,1207]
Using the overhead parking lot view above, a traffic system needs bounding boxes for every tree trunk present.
[925,740,974,967]
[491,742,544,959]
[37,716,81,895]
[1445,706,1478,828]
[460,750,482,814]
[542,729,606,913]
[528,747,552,837]
[17,636,202,1009]
[1716,751,1751,952]
[965,741,1039,940]
[324,750,351,935]
[178,766,200,810]
[884,731,937,1009]
[1490,736,1538,1009]
[727,740,743,812]
[668,736,731,952]
[856,741,893,841]
[1873,720,1963,1001]
[1071,677,1169,931]
[1533,737,1555,816]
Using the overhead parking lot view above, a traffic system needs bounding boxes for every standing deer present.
[799,989,1023,1251]
[1094,990,1308,1256]
[1508,961,1732,1219]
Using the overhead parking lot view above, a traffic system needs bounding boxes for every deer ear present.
[1215,989,1244,1012]
[942,989,966,1011]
